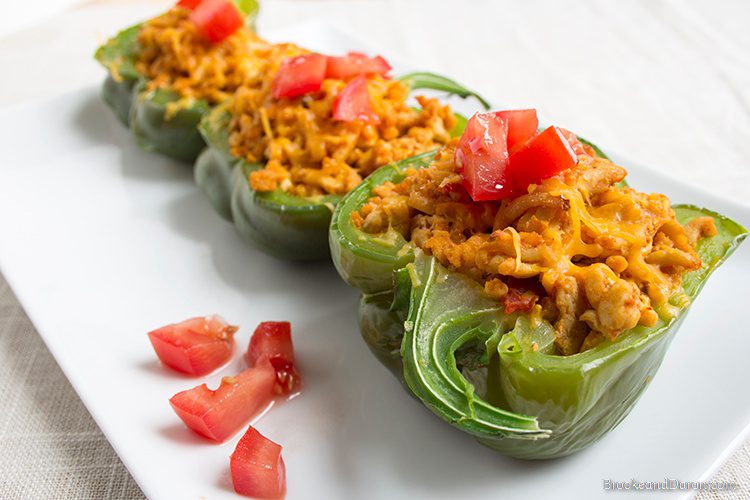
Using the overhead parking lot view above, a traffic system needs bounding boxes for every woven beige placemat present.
[0,274,145,499]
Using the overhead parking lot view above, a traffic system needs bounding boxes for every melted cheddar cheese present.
[135,8,267,106]
[354,141,717,355]
[229,73,457,197]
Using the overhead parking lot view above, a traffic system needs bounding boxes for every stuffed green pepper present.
[94,0,260,163]
[195,49,489,260]
[329,109,747,459]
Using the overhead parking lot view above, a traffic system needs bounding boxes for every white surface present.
[0,0,82,37]
[0,19,749,500]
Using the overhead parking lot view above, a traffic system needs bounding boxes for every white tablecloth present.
[1,0,748,498]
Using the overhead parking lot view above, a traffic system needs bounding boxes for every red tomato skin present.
[494,109,539,152]
[325,52,392,80]
[148,316,236,376]
[509,126,578,191]
[189,0,243,43]
[455,112,513,201]
[169,360,276,442]
[332,75,379,122]
[502,288,538,314]
[271,54,328,99]
[231,427,286,499]
[558,127,587,155]
[247,322,300,395]
[177,0,202,9]
[247,322,293,366]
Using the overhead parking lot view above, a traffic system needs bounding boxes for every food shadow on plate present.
[287,306,576,497]
[74,87,350,299]
[74,88,194,184]
[162,189,349,300]
[73,87,124,149]
[334,382,574,495]
[135,358,202,381]
[156,421,217,447]
[213,466,235,495]
[116,135,194,184]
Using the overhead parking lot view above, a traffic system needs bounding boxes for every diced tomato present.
[177,0,202,9]
[169,360,276,442]
[271,54,327,99]
[189,0,243,43]
[231,427,286,499]
[494,109,538,152]
[455,112,512,201]
[148,315,236,376]
[332,75,379,122]
[456,110,580,201]
[558,128,587,156]
[326,52,392,80]
[508,126,578,191]
[247,321,300,395]
[502,288,538,314]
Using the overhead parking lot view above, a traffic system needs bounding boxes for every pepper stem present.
[399,72,491,110]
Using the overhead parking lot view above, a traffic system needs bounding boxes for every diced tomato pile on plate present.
[148,317,299,498]
[455,109,586,202]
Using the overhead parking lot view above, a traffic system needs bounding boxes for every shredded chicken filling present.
[229,75,458,197]
[135,8,268,105]
[354,142,717,355]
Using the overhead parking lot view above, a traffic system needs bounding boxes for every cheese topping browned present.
[135,8,267,105]
[132,9,457,197]
[354,141,717,354]
[229,75,457,197]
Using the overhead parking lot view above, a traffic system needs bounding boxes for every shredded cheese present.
[355,141,713,355]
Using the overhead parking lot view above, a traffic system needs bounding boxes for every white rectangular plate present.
[0,21,748,500]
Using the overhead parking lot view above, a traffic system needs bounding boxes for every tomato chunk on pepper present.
[189,0,243,43]
[455,112,512,201]
[326,52,391,80]
[177,0,202,9]
[271,54,328,100]
[148,315,236,376]
[247,321,300,395]
[332,75,379,122]
[558,127,587,156]
[494,109,538,152]
[169,360,276,442]
[231,426,286,499]
[509,125,578,191]
[457,110,580,201]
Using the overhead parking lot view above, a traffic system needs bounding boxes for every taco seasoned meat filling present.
[194,48,487,261]
[134,7,267,106]
[228,56,457,197]
[353,118,717,355]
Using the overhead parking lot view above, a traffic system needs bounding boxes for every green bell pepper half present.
[194,73,485,260]
[329,154,748,459]
[94,1,258,163]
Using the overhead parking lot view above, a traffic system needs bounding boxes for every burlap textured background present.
[0,275,144,499]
